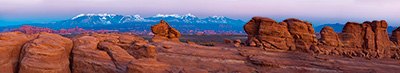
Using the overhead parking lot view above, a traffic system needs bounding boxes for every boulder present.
[19,32,73,73]
[0,32,31,73]
[224,39,233,43]
[186,41,196,45]
[151,20,181,42]
[233,39,243,47]
[163,45,172,49]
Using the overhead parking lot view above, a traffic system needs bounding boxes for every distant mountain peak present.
[71,13,117,20]
[153,13,197,19]
[211,16,226,19]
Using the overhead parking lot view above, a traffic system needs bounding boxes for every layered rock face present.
[244,17,400,59]
[151,20,181,42]
[244,17,316,51]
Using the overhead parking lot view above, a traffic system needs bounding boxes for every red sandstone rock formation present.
[244,17,292,50]
[151,20,181,42]
[244,17,400,59]
[244,17,316,51]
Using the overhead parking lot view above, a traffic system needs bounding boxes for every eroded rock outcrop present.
[316,21,399,59]
[19,32,73,73]
[244,17,400,59]
[151,20,181,42]
[244,17,316,51]
[337,21,395,58]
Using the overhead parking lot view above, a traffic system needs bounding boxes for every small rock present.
[224,39,233,43]
[186,41,196,45]
[234,43,242,47]
[163,46,172,49]
[233,39,241,43]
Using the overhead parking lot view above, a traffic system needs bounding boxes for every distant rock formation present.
[10,25,118,35]
[151,20,181,42]
[11,25,57,34]
[244,17,400,59]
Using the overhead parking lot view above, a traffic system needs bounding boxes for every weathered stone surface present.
[127,44,157,59]
[72,33,158,73]
[319,26,343,47]
[151,20,181,42]
[98,42,135,71]
[126,58,170,73]
[72,36,121,73]
[19,32,73,73]
[0,32,31,73]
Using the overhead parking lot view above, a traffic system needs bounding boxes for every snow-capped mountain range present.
[0,13,246,32]
[68,13,244,25]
